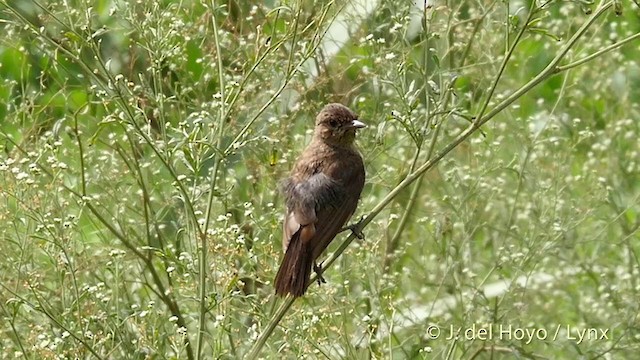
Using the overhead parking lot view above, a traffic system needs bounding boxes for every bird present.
[274,103,366,297]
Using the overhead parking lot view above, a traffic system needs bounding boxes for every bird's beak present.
[350,119,367,129]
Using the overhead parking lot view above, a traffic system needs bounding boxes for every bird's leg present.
[340,216,365,240]
[313,261,327,285]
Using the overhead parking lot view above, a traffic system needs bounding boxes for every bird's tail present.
[274,228,314,297]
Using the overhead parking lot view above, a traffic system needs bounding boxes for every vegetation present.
[1,0,639,358]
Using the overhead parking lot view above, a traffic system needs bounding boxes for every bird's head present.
[314,103,366,147]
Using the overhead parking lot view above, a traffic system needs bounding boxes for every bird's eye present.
[328,120,339,127]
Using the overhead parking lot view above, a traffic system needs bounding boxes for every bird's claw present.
[313,262,327,286]
[342,216,365,240]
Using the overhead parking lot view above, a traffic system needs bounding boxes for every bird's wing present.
[281,172,341,247]
[309,191,360,261]
[283,190,357,259]
[278,186,358,296]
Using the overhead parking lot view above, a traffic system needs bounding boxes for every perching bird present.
[274,103,366,297]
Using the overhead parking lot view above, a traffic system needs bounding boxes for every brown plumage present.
[274,103,366,297]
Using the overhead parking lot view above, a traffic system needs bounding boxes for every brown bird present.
[274,103,366,297]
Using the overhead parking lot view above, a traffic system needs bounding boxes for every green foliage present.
[1,0,639,359]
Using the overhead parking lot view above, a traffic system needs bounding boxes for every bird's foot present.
[341,216,365,240]
[313,262,327,286]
